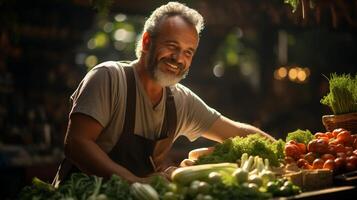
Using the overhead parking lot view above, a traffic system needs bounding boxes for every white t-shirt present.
[69,61,221,153]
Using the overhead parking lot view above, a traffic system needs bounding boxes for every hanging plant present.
[284,0,300,13]
[284,0,316,18]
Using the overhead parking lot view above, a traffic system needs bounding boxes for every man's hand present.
[163,166,178,180]
[178,147,215,167]
[180,158,196,167]
[188,147,215,160]
[136,176,156,184]
[138,169,176,184]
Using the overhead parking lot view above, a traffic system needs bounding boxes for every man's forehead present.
[157,15,197,35]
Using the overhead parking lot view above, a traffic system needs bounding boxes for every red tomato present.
[297,158,309,168]
[345,146,353,152]
[335,144,346,153]
[351,134,357,140]
[333,128,346,136]
[308,139,317,152]
[351,135,357,149]
[321,137,330,144]
[321,154,335,161]
[334,157,345,170]
[329,139,341,146]
[344,140,353,147]
[316,139,329,154]
[323,159,335,170]
[332,132,338,138]
[312,158,325,169]
[337,131,352,143]
[346,155,357,166]
[345,162,357,171]
[308,139,329,154]
[301,163,313,170]
[315,132,328,139]
[346,151,353,156]
[285,144,302,160]
[336,152,347,159]
[327,145,337,155]
[353,149,357,157]
[299,154,305,159]
[326,132,334,139]
[304,152,317,164]
[297,143,307,154]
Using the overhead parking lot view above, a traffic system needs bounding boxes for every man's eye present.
[168,44,176,50]
[185,51,193,57]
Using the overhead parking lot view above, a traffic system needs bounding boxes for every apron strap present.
[108,66,136,154]
[106,66,139,169]
[151,87,177,171]
[122,66,136,134]
[159,87,177,139]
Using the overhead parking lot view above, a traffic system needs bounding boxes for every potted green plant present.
[320,73,357,134]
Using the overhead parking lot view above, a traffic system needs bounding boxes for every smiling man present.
[52,2,275,186]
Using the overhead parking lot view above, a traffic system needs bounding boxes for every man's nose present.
[171,50,184,66]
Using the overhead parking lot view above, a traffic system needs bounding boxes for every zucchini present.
[171,163,237,185]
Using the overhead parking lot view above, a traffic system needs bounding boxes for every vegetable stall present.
[19,74,357,199]
[19,130,357,200]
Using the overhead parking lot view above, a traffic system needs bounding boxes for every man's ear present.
[142,32,151,53]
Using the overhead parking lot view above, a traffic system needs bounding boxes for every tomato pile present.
[284,128,357,172]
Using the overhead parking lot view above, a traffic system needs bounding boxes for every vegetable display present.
[20,153,301,200]
[22,128,357,199]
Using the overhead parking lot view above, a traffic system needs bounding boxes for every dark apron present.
[52,67,177,187]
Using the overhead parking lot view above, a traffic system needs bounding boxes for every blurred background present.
[0,0,356,198]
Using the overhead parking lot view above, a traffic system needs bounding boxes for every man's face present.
[146,16,199,87]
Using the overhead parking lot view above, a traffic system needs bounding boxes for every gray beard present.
[153,67,189,87]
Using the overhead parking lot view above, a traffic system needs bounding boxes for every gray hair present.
[135,1,204,58]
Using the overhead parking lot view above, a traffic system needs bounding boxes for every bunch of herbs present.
[321,73,357,115]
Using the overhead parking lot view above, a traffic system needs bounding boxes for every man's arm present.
[64,113,142,183]
[202,115,275,143]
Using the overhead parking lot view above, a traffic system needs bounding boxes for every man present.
[53,2,275,186]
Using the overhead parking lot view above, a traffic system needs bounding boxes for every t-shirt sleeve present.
[177,86,221,141]
[70,67,115,127]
